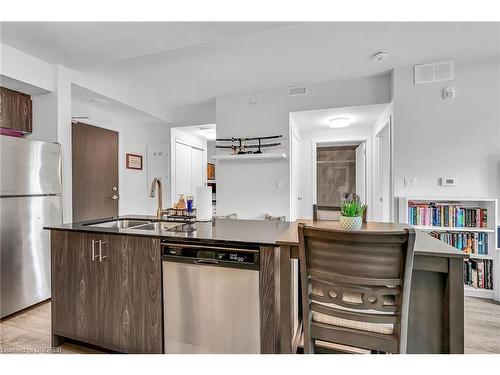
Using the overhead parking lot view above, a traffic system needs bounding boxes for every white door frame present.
[289,126,301,221]
[312,138,369,214]
[374,118,394,222]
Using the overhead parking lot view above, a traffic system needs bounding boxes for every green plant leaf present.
[340,201,367,217]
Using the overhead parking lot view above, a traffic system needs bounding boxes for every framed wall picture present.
[207,163,215,180]
[126,153,143,170]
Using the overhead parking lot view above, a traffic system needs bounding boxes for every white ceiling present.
[3,22,500,109]
[71,84,167,127]
[0,22,296,67]
[291,103,389,132]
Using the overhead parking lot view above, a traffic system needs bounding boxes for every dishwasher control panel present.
[161,242,260,270]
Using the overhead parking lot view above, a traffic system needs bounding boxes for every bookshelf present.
[398,197,498,301]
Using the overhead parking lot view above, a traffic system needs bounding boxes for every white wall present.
[216,75,392,219]
[71,97,170,217]
[392,57,500,221]
[171,102,216,127]
[26,92,59,142]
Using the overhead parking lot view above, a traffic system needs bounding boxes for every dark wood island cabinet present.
[50,231,162,353]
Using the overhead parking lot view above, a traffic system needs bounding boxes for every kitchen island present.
[46,216,290,354]
[45,217,467,354]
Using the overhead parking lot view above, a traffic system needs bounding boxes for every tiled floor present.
[1,297,499,354]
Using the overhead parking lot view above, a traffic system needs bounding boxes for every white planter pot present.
[340,215,362,231]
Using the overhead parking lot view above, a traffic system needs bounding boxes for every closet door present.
[190,147,204,193]
[175,142,192,198]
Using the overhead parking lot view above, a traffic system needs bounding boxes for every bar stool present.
[298,223,415,354]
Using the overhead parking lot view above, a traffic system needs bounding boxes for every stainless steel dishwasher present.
[162,242,260,354]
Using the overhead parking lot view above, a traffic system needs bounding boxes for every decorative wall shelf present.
[212,153,287,161]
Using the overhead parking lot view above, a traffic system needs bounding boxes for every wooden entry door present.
[72,122,119,222]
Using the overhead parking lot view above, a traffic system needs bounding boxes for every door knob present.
[112,186,118,192]
[111,195,119,200]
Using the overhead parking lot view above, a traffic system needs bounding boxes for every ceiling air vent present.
[287,86,308,97]
[414,61,454,84]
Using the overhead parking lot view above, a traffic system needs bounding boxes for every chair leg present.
[305,337,315,354]
[303,328,315,354]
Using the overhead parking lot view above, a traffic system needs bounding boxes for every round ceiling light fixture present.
[329,117,351,128]
[374,51,389,61]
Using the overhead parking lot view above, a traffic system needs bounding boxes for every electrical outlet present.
[404,177,417,187]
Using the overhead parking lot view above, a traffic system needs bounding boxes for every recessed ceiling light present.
[329,118,351,128]
[374,51,389,61]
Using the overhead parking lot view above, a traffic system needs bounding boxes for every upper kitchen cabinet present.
[0,87,33,133]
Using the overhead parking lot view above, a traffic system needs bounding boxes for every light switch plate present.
[404,177,417,187]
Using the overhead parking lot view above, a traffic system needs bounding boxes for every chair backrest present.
[313,204,367,222]
[298,224,415,353]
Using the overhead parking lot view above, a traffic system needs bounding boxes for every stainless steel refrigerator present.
[1,136,62,318]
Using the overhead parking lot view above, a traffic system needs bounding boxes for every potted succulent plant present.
[339,195,367,231]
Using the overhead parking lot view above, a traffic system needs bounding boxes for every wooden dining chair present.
[313,204,367,223]
[298,223,416,354]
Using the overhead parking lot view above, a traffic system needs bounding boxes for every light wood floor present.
[0,301,101,354]
[1,297,499,354]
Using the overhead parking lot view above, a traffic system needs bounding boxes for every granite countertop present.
[44,215,292,247]
[45,216,469,257]
[277,219,469,258]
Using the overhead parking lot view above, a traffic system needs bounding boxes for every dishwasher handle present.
[193,258,219,265]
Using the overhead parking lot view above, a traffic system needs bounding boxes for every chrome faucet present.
[150,178,168,219]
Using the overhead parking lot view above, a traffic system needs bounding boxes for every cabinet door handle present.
[99,240,107,262]
[91,239,97,261]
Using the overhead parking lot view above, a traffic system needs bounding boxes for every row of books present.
[464,259,493,290]
[408,201,488,228]
[429,231,489,254]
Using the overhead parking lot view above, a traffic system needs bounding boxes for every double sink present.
[85,218,186,232]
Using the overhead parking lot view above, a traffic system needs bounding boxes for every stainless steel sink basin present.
[131,222,183,231]
[85,219,151,229]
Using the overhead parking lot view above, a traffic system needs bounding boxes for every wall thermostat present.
[440,177,457,186]
[442,87,456,99]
